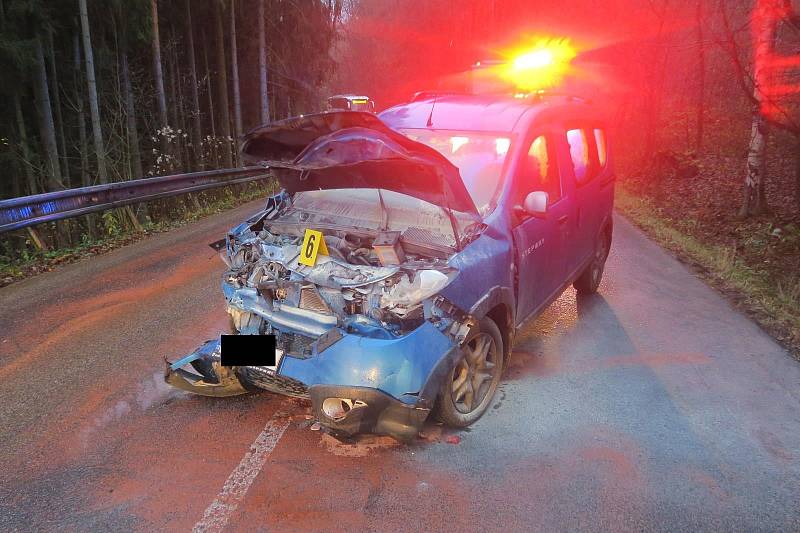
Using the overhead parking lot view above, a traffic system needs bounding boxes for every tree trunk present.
[740,114,769,217]
[14,94,37,195]
[73,31,90,188]
[74,28,97,239]
[150,0,169,134]
[184,0,203,169]
[120,48,143,180]
[167,34,180,137]
[695,0,705,152]
[47,28,69,182]
[171,38,190,172]
[258,0,270,124]
[739,0,783,217]
[230,0,242,163]
[33,37,62,192]
[167,33,181,171]
[203,40,218,167]
[214,0,233,167]
[79,0,108,184]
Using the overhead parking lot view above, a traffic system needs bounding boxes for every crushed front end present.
[165,112,486,441]
[165,192,480,441]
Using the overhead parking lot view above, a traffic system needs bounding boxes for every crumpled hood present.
[240,111,480,217]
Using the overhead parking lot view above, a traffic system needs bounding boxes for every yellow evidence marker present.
[298,229,329,267]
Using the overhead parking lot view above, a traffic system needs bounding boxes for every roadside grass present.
[0,182,276,287]
[615,183,800,359]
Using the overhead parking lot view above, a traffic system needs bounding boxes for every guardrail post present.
[124,206,143,232]
[26,227,48,251]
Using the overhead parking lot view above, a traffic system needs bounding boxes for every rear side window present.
[567,129,591,184]
[522,135,561,203]
[594,128,607,168]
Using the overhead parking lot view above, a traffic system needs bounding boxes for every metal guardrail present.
[0,166,272,234]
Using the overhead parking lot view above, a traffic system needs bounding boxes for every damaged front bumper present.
[165,321,463,440]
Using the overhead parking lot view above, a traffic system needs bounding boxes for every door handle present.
[557,215,569,225]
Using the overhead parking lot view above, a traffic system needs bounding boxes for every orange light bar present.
[501,38,577,92]
[513,49,555,70]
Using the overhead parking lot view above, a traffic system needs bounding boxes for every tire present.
[434,317,504,428]
[574,229,611,295]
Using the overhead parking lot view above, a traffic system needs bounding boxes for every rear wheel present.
[434,317,504,427]
[574,229,611,295]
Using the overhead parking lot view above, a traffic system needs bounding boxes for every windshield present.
[401,129,510,213]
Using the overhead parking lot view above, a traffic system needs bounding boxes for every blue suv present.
[165,93,615,441]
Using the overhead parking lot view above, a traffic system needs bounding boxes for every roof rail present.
[411,91,466,102]
[526,90,591,104]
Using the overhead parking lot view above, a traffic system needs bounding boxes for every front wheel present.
[574,229,611,295]
[434,317,504,428]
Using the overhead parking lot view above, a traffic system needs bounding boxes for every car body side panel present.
[438,223,514,315]
[550,128,581,281]
[468,286,516,323]
[597,131,616,235]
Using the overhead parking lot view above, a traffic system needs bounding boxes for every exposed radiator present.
[299,286,331,314]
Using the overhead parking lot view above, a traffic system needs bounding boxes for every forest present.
[0,0,798,351]
[0,0,343,248]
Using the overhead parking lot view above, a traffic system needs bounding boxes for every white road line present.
[192,408,291,533]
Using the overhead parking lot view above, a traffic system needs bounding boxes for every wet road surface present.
[1,201,798,532]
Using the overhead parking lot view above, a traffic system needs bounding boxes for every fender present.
[469,285,515,325]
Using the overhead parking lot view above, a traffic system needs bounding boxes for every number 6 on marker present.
[298,229,328,266]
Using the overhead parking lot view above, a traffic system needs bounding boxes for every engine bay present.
[221,193,462,345]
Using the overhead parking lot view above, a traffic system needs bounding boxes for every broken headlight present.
[380,269,453,308]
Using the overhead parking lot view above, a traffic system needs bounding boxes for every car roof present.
[379,93,603,134]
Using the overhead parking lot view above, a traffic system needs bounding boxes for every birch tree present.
[739,0,792,217]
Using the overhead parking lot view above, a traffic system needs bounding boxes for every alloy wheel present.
[450,333,499,414]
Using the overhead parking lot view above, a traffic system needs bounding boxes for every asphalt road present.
[1,201,798,532]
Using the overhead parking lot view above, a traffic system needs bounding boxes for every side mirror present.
[523,191,548,218]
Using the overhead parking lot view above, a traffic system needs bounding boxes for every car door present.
[564,126,602,277]
[511,129,574,324]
